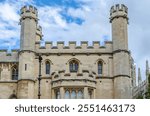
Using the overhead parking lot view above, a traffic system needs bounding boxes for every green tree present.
[136,93,143,99]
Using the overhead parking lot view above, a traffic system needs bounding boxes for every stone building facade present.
[0,4,135,99]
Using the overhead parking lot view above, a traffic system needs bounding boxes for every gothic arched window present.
[12,66,18,80]
[88,90,93,99]
[64,90,70,99]
[98,61,103,75]
[45,61,50,74]
[71,90,76,99]
[77,90,83,99]
[69,60,79,72]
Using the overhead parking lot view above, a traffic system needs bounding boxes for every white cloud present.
[0,0,33,48]
[0,4,19,22]
[37,0,110,44]
[38,6,67,28]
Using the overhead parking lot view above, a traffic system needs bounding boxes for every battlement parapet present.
[35,41,113,54]
[21,5,37,15]
[110,4,128,14]
[110,4,128,23]
[20,5,38,21]
[0,49,19,53]
[0,49,19,62]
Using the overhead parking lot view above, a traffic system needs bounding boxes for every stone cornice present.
[17,79,35,82]
[113,49,130,55]
[113,74,130,78]
[19,50,36,55]
[51,78,97,84]
[0,80,18,83]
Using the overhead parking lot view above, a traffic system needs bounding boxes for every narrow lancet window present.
[46,61,50,74]
[98,61,103,75]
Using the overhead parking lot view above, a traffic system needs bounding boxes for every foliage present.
[145,74,150,99]
[136,94,143,99]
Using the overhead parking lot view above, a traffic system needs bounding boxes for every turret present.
[18,6,41,98]
[110,4,132,98]
[20,5,42,51]
[138,68,142,85]
[110,4,128,51]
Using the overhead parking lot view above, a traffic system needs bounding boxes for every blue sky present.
[0,0,150,83]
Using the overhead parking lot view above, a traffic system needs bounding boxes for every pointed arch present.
[95,58,105,75]
[97,60,103,75]
[95,58,106,64]
[11,65,18,80]
[95,59,106,75]
[69,60,79,72]
[44,59,53,65]
[67,58,81,65]
[45,60,51,74]
[67,58,81,73]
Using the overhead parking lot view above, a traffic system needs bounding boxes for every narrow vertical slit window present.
[98,61,103,75]
[25,64,27,71]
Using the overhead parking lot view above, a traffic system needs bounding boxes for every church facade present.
[0,4,135,99]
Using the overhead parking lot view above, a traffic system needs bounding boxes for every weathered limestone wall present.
[40,79,52,99]
[17,80,35,99]
[0,82,17,99]
[36,54,113,78]
[19,52,35,80]
[114,77,132,99]
[96,79,114,99]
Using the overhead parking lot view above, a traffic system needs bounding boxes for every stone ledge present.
[113,75,130,78]
[17,79,35,82]
[51,78,96,84]
[0,80,18,83]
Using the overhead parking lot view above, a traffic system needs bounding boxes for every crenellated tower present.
[18,6,42,98]
[20,6,42,50]
[110,4,132,98]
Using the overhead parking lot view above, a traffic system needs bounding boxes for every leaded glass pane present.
[71,90,76,99]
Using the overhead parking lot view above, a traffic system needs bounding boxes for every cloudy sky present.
[0,0,149,82]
